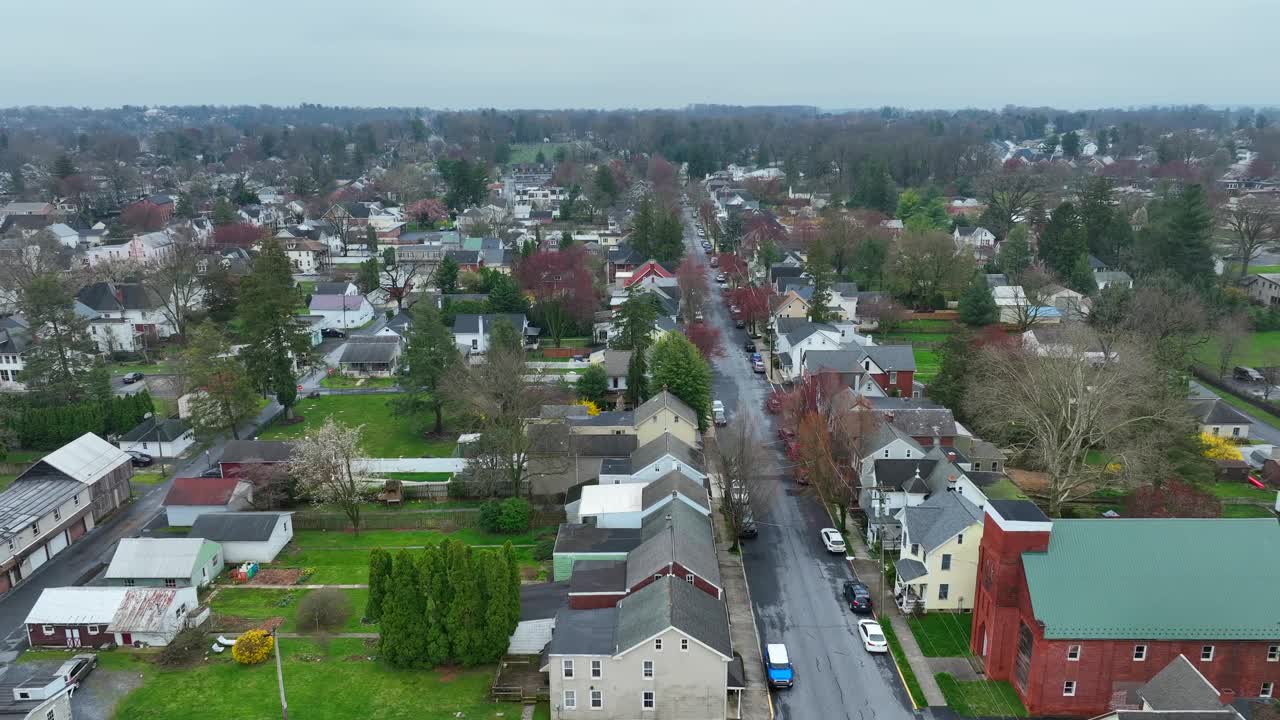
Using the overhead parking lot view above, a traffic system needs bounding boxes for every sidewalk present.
[844,515,947,707]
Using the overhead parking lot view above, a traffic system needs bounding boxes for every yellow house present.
[634,391,699,447]
[770,290,810,322]
[893,491,984,612]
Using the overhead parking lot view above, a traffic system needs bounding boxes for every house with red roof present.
[163,476,252,526]
[622,260,674,289]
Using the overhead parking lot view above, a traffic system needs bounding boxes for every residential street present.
[1191,380,1280,446]
[685,211,919,720]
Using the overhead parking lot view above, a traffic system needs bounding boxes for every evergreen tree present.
[852,161,896,214]
[957,278,998,326]
[18,275,98,404]
[502,541,521,634]
[478,552,511,662]
[484,274,529,314]
[575,364,609,405]
[366,548,393,622]
[238,239,313,417]
[211,197,237,226]
[175,192,194,218]
[1067,253,1096,295]
[357,257,380,294]
[437,255,460,294]
[630,196,656,259]
[805,242,834,323]
[649,333,712,430]
[394,303,460,434]
[446,543,484,665]
[487,317,522,356]
[926,334,975,423]
[365,225,378,256]
[1037,202,1088,283]
[379,550,429,667]
[52,154,77,179]
[653,209,685,263]
[421,543,453,665]
[1137,184,1215,285]
[996,225,1032,280]
[613,288,659,352]
[625,350,650,408]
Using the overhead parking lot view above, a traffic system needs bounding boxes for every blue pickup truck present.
[765,643,794,689]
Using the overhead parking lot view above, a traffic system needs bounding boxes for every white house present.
[281,239,327,274]
[308,294,375,330]
[187,512,294,563]
[117,417,195,458]
[626,434,706,484]
[451,313,532,355]
[574,484,645,528]
[76,282,176,353]
[24,586,202,648]
[773,318,871,383]
[0,318,31,390]
[84,231,174,267]
[163,476,254,526]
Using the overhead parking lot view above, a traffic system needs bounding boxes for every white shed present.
[187,512,294,563]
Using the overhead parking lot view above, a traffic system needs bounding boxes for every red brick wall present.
[27,623,114,648]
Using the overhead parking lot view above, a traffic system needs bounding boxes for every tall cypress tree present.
[366,548,393,622]
[478,552,510,662]
[379,550,428,667]
[417,545,451,666]
[502,541,521,634]
[238,239,313,416]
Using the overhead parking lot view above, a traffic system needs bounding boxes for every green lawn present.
[109,637,517,720]
[258,395,457,458]
[1210,482,1275,500]
[507,142,567,164]
[293,527,550,549]
[211,588,372,633]
[131,472,167,486]
[913,348,940,383]
[2,450,43,465]
[0,475,17,492]
[935,673,1028,717]
[878,614,925,708]
[1222,504,1276,518]
[907,614,974,657]
[320,376,398,389]
[982,477,1029,500]
[111,361,178,376]
[1196,331,1280,372]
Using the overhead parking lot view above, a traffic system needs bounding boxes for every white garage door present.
[28,544,49,571]
[46,530,69,558]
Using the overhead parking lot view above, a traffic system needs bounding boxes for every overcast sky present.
[3,0,1277,110]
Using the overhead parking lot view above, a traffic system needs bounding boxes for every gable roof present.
[313,282,355,295]
[633,390,697,427]
[105,538,216,579]
[553,523,642,554]
[630,433,703,475]
[340,338,401,364]
[164,476,241,507]
[1022,519,1280,639]
[40,433,130,485]
[900,491,983,554]
[627,502,719,588]
[1138,655,1232,712]
[615,576,731,658]
[188,512,288,543]
[221,440,294,464]
[76,282,161,312]
[879,407,955,437]
[310,294,369,312]
[641,471,710,512]
[1187,397,1252,426]
[870,460,937,494]
[108,587,189,634]
[120,417,190,443]
[25,587,130,625]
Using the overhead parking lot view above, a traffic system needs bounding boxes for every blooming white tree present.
[290,418,372,533]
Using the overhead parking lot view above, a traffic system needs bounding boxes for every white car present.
[821,528,846,554]
[857,619,888,653]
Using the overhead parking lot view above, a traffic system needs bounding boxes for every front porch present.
[894,558,928,613]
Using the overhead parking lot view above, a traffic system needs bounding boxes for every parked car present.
[57,653,97,689]
[712,400,727,426]
[715,272,727,283]
[821,528,846,554]
[764,643,794,688]
[321,328,346,338]
[199,467,222,478]
[127,450,153,467]
[744,339,757,352]
[843,581,873,614]
[738,512,758,539]
[735,318,746,329]
[753,358,766,373]
[121,372,144,384]
[1235,366,1265,383]
[857,619,888,653]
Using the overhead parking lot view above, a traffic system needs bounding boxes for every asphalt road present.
[1190,380,1280,446]
[683,210,918,720]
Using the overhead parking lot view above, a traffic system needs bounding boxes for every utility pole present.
[273,629,289,720]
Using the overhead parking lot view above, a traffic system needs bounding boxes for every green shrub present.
[533,539,554,561]
[478,499,502,532]
[496,497,530,533]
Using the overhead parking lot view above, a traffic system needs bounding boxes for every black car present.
[743,339,756,352]
[843,580,873,614]
[127,450,153,467]
[199,467,222,478]
[321,328,346,338]
[121,371,144,384]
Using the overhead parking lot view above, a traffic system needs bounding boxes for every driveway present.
[684,209,918,720]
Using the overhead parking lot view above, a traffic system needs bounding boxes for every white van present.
[712,400,727,426]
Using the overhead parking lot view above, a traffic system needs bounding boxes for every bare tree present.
[1122,274,1210,371]
[1009,265,1057,332]
[0,230,75,292]
[145,231,205,337]
[290,418,374,533]
[1215,312,1251,379]
[981,173,1042,238]
[1222,197,1279,279]
[707,415,773,546]
[965,327,1188,516]
[795,391,883,530]
[379,253,423,313]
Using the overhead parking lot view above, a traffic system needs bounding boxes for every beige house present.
[770,290,810,323]
[893,490,984,612]
[634,391,699,447]
[545,577,734,720]
[1242,272,1280,306]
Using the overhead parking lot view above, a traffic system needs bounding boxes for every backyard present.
[935,673,1028,717]
[210,587,371,633]
[907,613,973,658]
[878,319,958,384]
[257,395,459,457]
[1196,330,1280,370]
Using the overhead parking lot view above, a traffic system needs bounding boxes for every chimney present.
[1218,689,1236,706]
[884,410,894,423]
[947,451,958,463]
[947,474,958,492]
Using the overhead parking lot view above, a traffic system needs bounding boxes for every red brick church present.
[970,500,1280,716]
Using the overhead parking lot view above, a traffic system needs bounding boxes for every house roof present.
[578,484,645,517]
[777,318,836,346]
[107,587,187,634]
[879,407,955,437]
[552,523,642,555]
[566,411,635,428]
[77,282,162,312]
[1022,519,1280,639]
[221,440,294,464]
[26,587,130,625]
[0,474,83,541]
[549,606,619,655]
[870,460,937,494]
[567,559,628,595]
[989,499,1050,523]
[105,538,217,580]
[865,345,916,372]
[310,294,369,312]
[40,433,130,485]
[1187,398,1252,426]
[313,282,354,295]
[451,313,526,335]
[164,476,241,507]
[603,350,631,377]
[188,512,288,543]
[1140,655,1231,712]
[895,558,928,582]
[339,339,401,364]
[120,417,191,443]
[615,576,731,658]
[627,502,719,589]
[641,471,710,512]
[900,491,983,554]
[633,390,697,427]
[601,458,632,476]
[630,433,703,475]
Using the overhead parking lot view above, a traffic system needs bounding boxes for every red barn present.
[971,501,1280,716]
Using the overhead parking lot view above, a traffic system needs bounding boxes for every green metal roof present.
[1022,519,1280,640]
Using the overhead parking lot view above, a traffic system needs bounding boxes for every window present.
[685,574,694,584]
[941,554,952,571]
[590,660,601,679]
[1268,644,1279,662]
[6,540,13,553]
[883,448,889,457]
[681,638,689,652]
[1201,645,1214,662]
[73,493,79,506]
[41,625,53,635]
[46,709,55,720]
[1063,681,1076,697]
[590,690,602,709]
[87,625,99,634]
[654,638,663,651]
[563,690,577,710]
[642,660,653,678]
[164,578,177,588]
[653,573,662,581]
[1261,683,1273,699]
[905,449,912,458]
[53,509,60,521]
[1232,426,1241,437]
[642,691,655,710]
[938,584,949,600]
[1067,645,1081,661]
[124,579,135,587]
[30,521,38,534]
[911,544,920,556]
[562,659,574,679]
[1211,426,1220,435]
[1133,645,1147,661]
[889,371,898,384]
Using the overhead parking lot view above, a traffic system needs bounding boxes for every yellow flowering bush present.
[577,399,600,416]
[232,629,274,665]
[1200,432,1243,461]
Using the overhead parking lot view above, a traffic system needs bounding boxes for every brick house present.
[970,502,1280,716]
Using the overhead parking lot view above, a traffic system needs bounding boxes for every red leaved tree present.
[686,322,724,360]
[213,222,265,248]
[515,247,598,347]
[675,255,709,323]
[404,198,448,225]
[1124,479,1222,518]
[120,202,170,232]
[728,286,772,335]
[717,253,749,283]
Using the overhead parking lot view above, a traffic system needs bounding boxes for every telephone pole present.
[273,629,289,720]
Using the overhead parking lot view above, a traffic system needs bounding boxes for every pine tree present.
[631,196,656,259]
[575,364,609,405]
[52,154,77,179]
[502,541,521,634]
[996,225,1032,280]
[437,255,460,294]
[446,543,484,665]
[1038,202,1088,282]
[484,274,528,314]
[649,333,712,430]
[394,304,461,434]
[365,226,378,256]
[653,210,685,263]
[625,350,650,408]
[379,550,428,667]
[18,275,98,404]
[478,552,510,662]
[239,239,313,415]
[805,241,835,323]
[958,279,998,326]
[417,545,451,666]
[366,548,393,622]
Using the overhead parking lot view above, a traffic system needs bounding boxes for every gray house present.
[104,538,223,588]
